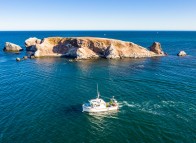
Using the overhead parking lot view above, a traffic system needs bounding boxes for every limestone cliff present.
[33,37,165,59]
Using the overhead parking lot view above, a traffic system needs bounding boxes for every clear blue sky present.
[0,0,196,30]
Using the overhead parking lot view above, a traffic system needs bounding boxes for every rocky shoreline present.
[25,37,165,59]
[4,36,189,61]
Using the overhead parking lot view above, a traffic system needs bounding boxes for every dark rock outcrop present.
[149,42,165,55]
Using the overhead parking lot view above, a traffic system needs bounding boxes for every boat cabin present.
[89,98,106,108]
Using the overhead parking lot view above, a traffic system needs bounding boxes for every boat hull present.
[82,105,118,113]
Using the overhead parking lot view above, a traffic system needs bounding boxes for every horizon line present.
[0,29,196,32]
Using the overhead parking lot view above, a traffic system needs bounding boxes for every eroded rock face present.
[3,42,23,52]
[25,37,41,51]
[177,51,187,56]
[150,42,165,55]
[33,37,165,59]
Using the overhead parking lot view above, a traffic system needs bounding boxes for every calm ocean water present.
[0,31,195,143]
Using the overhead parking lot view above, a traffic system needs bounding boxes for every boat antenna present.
[97,83,100,99]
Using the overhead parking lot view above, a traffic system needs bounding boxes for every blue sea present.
[0,31,195,143]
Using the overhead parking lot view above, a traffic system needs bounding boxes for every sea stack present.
[3,42,23,52]
[149,42,165,55]
[31,37,166,60]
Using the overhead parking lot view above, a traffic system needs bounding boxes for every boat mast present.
[97,84,100,99]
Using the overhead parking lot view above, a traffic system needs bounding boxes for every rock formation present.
[30,55,35,59]
[149,42,165,55]
[3,42,23,52]
[16,57,21,61]
[31,37,165,59]
[23,56,28,60]
[177,51,187,56]
[25,37,41,51]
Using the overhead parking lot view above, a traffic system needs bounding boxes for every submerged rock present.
[25,37,41,51]
[149,42,164,55]
[177,51,187,56]
[3,42,23,52]
[33,37,165,59]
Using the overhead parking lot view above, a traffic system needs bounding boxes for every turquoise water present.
[0,31,196,143]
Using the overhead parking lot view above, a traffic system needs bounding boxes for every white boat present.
[82,85,119,113]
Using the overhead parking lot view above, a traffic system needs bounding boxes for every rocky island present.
[24,37,165,60]
[3,42,23,52]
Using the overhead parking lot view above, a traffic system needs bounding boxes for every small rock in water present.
[16,57,21,61]
[23,56,28,60]
[177,51,187,56]
[30,55,35,59]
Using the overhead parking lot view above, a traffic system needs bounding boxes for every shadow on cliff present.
[51,38,110,59]
[51,38,79,58]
